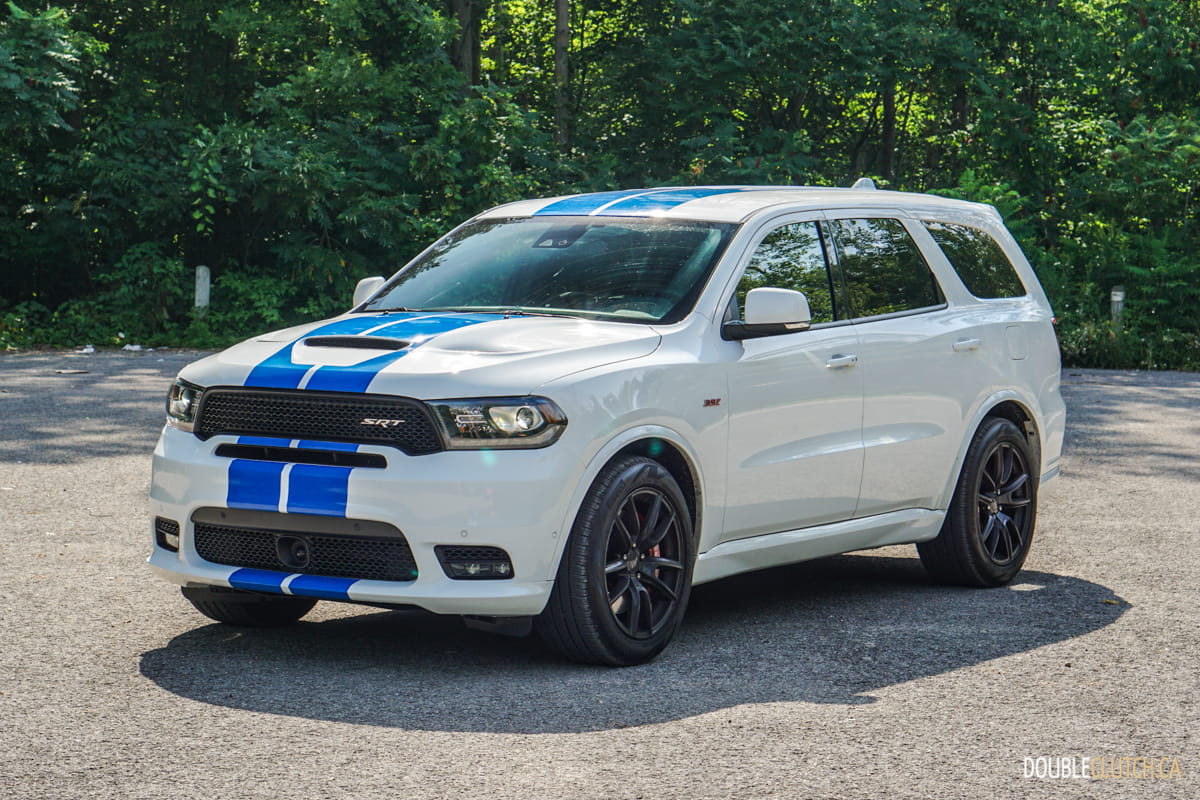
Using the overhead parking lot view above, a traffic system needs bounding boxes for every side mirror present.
[723,288,812,340]
[353,276,386,307]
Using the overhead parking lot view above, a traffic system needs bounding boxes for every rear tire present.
[918,417,1038,587]
[536,455,695,666]
[182,585,316,627]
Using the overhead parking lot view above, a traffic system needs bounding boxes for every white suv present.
[149,184,1065,665]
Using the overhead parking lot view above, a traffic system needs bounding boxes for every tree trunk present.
[448,0,482,84]
[554,0,570,150]
[881,84,897,181]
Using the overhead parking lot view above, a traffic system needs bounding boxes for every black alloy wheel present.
[918,416,1038,587]
[976,440,1032,565]
[536,455,695,665]
[603,487,687,639]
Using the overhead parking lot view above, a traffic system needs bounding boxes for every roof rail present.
[850,177,877,191]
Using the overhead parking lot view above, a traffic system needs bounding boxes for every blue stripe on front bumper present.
[228,568,289,594]
[287,574,356,600]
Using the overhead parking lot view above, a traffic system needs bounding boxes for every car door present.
[824,214,988,517]
[722,217,864,541]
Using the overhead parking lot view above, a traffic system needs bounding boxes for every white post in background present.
[1110,285,1125,334]
[195,265,211,317]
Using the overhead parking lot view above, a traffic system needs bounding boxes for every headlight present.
[429,396,567,449]
[165,379,204,432]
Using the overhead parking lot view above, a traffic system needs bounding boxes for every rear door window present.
[828,218,944,319]
[922,220,1027,299]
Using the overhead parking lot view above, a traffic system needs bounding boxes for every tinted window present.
[736,221,836,323]
[830,218,943,318]
[923,220,1027,298]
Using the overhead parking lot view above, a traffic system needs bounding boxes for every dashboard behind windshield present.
[363,216,738,324]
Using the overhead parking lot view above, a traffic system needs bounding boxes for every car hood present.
[180,312,662,397]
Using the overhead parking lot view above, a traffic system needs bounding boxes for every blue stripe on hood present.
[244,312,496,393]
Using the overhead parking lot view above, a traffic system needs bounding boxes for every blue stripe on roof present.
[532,189,652,216]
[285,464,352,517]
[229,568,288,594]
[599,186,752,214]
[286,574,358,600]
[227,460,285,511]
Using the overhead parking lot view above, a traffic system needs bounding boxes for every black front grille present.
[195,387,443,455]
[195,521,418,582]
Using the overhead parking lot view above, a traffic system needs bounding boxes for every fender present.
[934,388,1044,515]
[542,424,711,582]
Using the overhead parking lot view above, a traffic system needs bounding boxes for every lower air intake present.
[194,517,418,582]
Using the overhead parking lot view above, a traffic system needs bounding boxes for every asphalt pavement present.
[0,349,1196,798]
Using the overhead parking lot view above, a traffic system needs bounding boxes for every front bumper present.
[148,425,580,616]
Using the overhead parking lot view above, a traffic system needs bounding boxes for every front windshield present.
[363,216,737,324]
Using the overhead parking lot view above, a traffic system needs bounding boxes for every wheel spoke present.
[999,512,1024,553]
[642,506,677,550]
[607,574,631,605]
[638,493,664,545]
[633,578,655,636]
[998,472,1029,505]
[980,514,999,553]
[626,577,645,636]
[605,558,626,575]
[642,556,683,572]
[638,568,677,601]
[613,511,635,551]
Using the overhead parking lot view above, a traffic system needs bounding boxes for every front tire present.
[182,585,317,627]
[918,417,1038,586]
[536,455,695,666]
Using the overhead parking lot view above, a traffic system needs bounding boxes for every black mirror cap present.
[721,319,811,341]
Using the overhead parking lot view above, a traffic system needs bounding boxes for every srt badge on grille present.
[360,417,405,428]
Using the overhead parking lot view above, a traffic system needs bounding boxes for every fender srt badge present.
[703,398,722,408]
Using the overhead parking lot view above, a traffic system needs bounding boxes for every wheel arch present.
[936,393,1042,512]
[546,426,706,582]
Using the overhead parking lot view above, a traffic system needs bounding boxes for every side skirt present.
[693,508,945,586]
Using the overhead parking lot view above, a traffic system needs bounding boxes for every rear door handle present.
[953,338,982,352]
[825,354,858,369]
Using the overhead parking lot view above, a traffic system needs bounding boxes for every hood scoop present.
[302,335,411,351]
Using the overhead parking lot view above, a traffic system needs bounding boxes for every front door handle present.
[953,338,983,352]
[825,354,859,369]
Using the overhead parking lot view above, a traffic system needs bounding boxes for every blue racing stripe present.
[285,464,352,517]
[297,440,359,452]
[302,314,496,393]
[533,188,652,216]
[286,574,357,600]
[237,435,293,447]
[244,314,408,389]
[598,186,754,215]
[229,568,288,594]
[227,460,285,511]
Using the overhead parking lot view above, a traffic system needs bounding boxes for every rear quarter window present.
[923,220,1027,299]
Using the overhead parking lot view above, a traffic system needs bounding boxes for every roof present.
[476,185,997,225]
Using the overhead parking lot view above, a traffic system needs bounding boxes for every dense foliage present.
[2,0,1198,369]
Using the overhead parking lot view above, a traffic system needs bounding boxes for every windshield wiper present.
[498,308,573,319]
